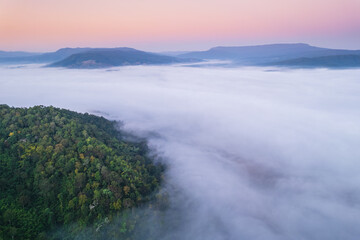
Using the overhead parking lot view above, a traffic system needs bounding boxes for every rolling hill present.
[0,51,40,58]
[178,43,360,66]
[48,48,194,68]
[2,44,360,68]
[270,54,360,68]
[0,48,92,64]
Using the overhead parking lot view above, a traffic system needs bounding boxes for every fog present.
[1,65,360,239]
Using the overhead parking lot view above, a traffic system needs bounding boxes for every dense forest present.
[0,105,165,239]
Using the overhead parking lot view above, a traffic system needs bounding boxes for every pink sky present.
[0,0,359,51]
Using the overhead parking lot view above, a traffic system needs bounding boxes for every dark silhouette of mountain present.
[0,48,92,64]
[270,55,360,68]
[178,43,360,65]
[48,48,195,68]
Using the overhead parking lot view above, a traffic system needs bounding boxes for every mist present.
[1,64,360,239]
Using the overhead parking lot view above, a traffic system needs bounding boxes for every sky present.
[0,0,360,51]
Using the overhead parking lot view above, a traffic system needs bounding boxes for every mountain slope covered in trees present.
[0,105,164,239]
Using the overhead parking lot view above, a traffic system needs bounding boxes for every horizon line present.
[1,42,360,53]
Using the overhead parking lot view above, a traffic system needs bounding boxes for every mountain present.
[0,48,92,64]
[0,105,164,239]
[48,48,195,68]
[178,43,360,65]
[158,51,192,56]
[270,55,360,68]
[2,44,359,68]
[0,50,40,58]
[32,47,93,62]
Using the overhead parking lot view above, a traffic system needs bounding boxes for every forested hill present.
[0,105,164,239]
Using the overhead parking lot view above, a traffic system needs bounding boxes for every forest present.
[0,105,165,239]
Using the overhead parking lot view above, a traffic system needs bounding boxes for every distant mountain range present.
[0,48,92,64]
[0,47,198,68]
[1,43,359,68]
[177,43,360,67]
[48,48,193,68]
[271,55,360,68]
[0,50,41,58]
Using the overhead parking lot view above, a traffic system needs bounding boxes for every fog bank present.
[1,65,360,239]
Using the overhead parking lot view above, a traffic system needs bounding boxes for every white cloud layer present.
[1,65,360,239]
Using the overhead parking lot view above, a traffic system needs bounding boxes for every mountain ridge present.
[270,54,360,68]
[48,48,196,68]
[1,43,360,68]
[177,43,360,66]
[0,48,92,64]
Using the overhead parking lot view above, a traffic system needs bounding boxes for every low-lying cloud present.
[1,64,360,239]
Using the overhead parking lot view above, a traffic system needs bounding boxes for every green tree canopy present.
[0,105,164,239]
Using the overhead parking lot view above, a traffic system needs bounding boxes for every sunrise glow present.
[1,0,359,51]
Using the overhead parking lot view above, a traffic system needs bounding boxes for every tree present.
[0,105,164,239]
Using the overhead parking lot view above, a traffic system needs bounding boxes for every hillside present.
[2,44,359,68]
[0,105,164,239]
[0,51,40,58]
[48,48,193,68]
[178,43,360,65]
[0,48,92,64]
[270,54,360,68]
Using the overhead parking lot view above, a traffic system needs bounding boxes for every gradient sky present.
[0,0,359,52]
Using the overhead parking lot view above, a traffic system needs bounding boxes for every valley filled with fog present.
[1,65,360,240]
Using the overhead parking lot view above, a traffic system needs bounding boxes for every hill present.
[48,48,193,68]
[0,51,40,58]
[0,105,164,239]
[2,44,359,68]
[270,55,360,68]
[178,43,360,65]
[0,48,92,64]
